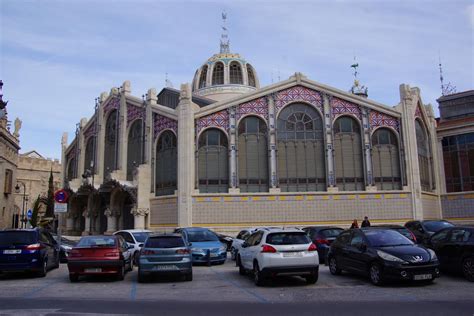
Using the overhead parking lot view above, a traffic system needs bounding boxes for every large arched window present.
[67,158,75,181]
[229,61,243,84]
[247,64,256,87]
[277,103,325,192]
[372,128,401,190]
[238,116,268,192]
[334,116,364,191]
[127,119,144,181]
[199,65,208,89]
[104,110,118,179]
[416,119,434,191]
[84,136,95,175]
[198,129,228,193]
[212,62,224,85]
[155,131,177,196]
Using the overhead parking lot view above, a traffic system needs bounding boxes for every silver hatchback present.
[138,234,193,282]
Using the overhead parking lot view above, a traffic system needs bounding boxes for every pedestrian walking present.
[361,216,371,227]
[350,219,359,229]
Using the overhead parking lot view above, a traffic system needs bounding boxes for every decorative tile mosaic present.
[127,103,146,128]
[369,111,400,132]
[196,110,229,134]
[153,113,177,140]
[83,119,97,139]
[331,97,362,120]
[103,97,120,115]
[236,97,268,122]
[274,85,323,114]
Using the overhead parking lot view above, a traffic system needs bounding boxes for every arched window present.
[67,158,75,181]
[247,64,256,87]
[84,136,95,175]
[229,61,243,84]
[416,120,434,191]
[212,62,224,85]
[372,128,401,190]
[199,65,208,89]
[198,129,228,193]
[277,103,326,192]
[104,110,118,179]
[334,116,364,191]
[127,120,144,181]
[155,131,177,196]
[238,116,268,192]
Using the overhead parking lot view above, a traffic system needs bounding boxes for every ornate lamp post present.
[15,181,27,228]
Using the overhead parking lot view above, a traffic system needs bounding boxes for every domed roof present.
[192,52,260,102]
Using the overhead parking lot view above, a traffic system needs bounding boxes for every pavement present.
[0,260,473,315]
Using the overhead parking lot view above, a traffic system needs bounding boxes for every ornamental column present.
[323,93,336,191]
[132,206,149,230]
[362,108,375,190]
[268,94,279,192]
[104,207,117,234]
[81,208,91,236]
[65,213,74,235]
[228,107,239,193]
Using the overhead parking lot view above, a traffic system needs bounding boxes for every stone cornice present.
[150,104,178,120]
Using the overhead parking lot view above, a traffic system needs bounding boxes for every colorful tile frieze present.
[331,97,362,120]
[274,85,323,114]
[369,111,400,132]
[103,97,120,115]
[196,110,229,134]
[153,113,178,140]
[83,120,97,139]
[127,103,146,127]
[236,97,268,122]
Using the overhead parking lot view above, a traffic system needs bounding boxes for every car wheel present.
[117,264,125,281]
[53,256,60,269]
[328,256,341,275]
[184,272,193,282]
[134,252,140,266]
[369,263,384,286]
[237,256,246,276]
[462,257,474,282]
[69,274,79,282]
[127,259,133,272]
[230,247,236,260]
[305,270,319,284]
[37,259,48,277]
[253,262,265,286]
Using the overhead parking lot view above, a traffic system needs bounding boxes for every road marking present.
[209,267,269,303]
[130,278,137,300]
[22,278,62,298]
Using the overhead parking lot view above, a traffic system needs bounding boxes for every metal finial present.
[220,11,230,54]
[350,56,368,98]
[439,53,457,96]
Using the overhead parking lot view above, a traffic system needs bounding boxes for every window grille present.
[229,62,243,84]
[277,103,325,192]
[442,133,474,192]
[67,158,75,181]
[84,137,95,175]
[104,110,118,179]
[212,62,224,85]
[199,65,208,89]
[247,64,256,87]
[415,120,434,192]
[4,169,12,194]
[371,128,401,190]
[198,129,229,193]
[155,131,177,196]
[127,120,144,181]
[238,116,269,192]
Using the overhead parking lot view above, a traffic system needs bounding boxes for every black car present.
[0,228,60,277]
[52,234,77,263]
[405,220,454,245]
[370,225,417,243]
[327,228,440,285]
[215,233,233,252]
[428,226,474,281]
[302,226,344,263]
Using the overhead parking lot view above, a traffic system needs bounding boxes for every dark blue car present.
[0,229,60,277]
[174,227,227,265]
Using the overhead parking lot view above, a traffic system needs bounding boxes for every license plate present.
[152,265,176,271]
[84,268,102,273]
[282,252,303,257]
[413,274,432,280]
[3,250,21,254]
[210,253,218,257]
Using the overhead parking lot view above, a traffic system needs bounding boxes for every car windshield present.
[321,229,344,238]
[392,228,413,239]
[266,232,311,245]
[187,230,219,242]
[146,236,185,249]
[77,237,116,247]
[423,221,454,232]
[0,231,36,246]
[132,232,149,243]
[365,230,413,247]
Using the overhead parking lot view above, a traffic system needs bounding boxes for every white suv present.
[237,228,319,286]
[114,229,151,265]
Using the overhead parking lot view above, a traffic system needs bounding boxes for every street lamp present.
[15,182,27,229]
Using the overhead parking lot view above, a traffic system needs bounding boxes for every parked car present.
[138,233,193,282]
[327,228,440,285]
[114,229,151,266]
[428,226,474,281]
[405,220,454,245]
[370,225,417,243]
[302,226,344,264]
[51,234,77,263]
[237,228,319,286]
[0,228,60,277]
[174,227,227,265]
[67,235,133,282]
[215,233,233,252]
[230,228,257,260]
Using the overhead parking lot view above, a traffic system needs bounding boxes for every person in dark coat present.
[350,219,359,229]
[361,216,371,227]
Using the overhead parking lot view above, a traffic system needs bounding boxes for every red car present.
[67,235,133,282]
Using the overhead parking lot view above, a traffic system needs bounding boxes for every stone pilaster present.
[268,94,279,192]
[362,108,374,190]
[145,88,157,164]
[96,91,109,185]
[131,206,149,230]
[136,164,151,229]
[104,207,117,235]
[81,208,91,236]
[77,118,88,179]
[118,82,128,175]
[177,83,196,227]
[228,107,238,192]
[323,93,336,190]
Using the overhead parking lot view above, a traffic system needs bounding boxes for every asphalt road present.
[0,260,473,315]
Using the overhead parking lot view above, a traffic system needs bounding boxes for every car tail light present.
[315,238,329,245]
[70,250,83,257]
[176,249,190,254]
[308,243,318,251]
[142,250,156,255]
[25,243,43,250]
[261,244,277,253]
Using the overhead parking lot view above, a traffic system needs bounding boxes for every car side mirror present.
[242,242,248,248]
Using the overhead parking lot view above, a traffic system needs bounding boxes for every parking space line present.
[209,267,270,303]
[130,278,137,300]
[22,278,62,298]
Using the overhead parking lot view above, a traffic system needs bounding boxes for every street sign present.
[54,203,68,213]
[54,189,69,203]
[26,209,32,219]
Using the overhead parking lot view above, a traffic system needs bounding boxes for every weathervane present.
[165,72,173,88]
[220,11,230,54]
[438,54,456,96]
[350,57,368,97]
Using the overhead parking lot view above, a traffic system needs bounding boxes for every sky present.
[1,0,473,160]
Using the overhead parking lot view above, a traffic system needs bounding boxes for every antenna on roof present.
[438,52,456,96]
[165,72,174,88]
[220,11,230,54]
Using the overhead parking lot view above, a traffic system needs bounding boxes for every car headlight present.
[427,249,438,261]
[219,245,227,252]
[376,250,407,263]
[191,248,201,253]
